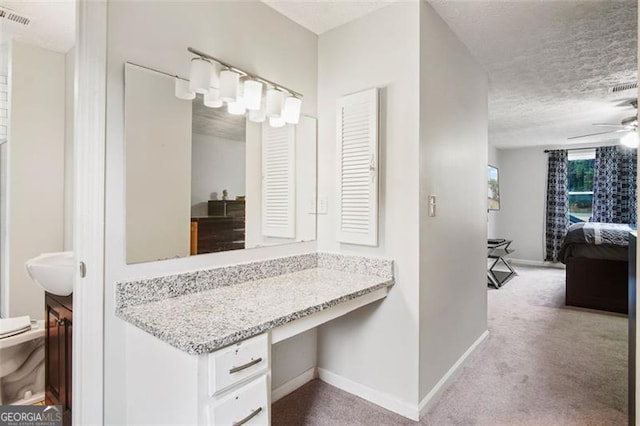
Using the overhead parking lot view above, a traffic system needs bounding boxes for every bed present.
[559,222,633,314]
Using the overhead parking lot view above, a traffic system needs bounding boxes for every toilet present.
[0,318,45,405]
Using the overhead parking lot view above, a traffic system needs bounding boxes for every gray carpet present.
[272,266,628,425]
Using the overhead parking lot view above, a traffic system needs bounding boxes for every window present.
[567,149,595,222]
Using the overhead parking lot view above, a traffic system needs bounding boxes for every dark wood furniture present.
[207,199,245,218]
[487,239,517,288]
[629,231,636,426]
[565,257,628,314]
[190,200,246,254]
[45,292,72,426]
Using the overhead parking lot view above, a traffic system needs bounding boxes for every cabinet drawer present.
[208,375,269,426]
[208,333,268,396]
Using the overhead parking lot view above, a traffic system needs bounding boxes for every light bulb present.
[189,58,213,94]
[209,62,222,90]
[249,108,266,123]
[204,88,223,108]
[228,99,246,115]
[266,89,285,117]
[269,116,286,128]
[220,69,240,102]
[283,96,302,124]
[621,131,639,148]
[243,80,263,111]
[175,78,195,100]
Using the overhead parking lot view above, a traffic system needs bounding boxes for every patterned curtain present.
[545,150,569,262]
[592,146,637,225]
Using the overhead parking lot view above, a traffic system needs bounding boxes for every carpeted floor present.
[272,265,628,425]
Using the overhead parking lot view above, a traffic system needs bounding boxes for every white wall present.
[488,144,501,239]
[104,2,318,423]
[63,48,74,251]
[495,147,548,262]
[495,141,618,262]
[316,1,422,406]
[125,65,192,263]
[315,0,488,413]
[191,133,246,217]
[6,41,65,320]
[0,143,6,318]
[418,0,488,400]
[0,68,7,317]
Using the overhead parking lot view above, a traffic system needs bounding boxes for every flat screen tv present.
[488,165,500,211]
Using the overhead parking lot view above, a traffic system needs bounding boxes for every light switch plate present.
[318,195,328,215]
[428,195,436,217]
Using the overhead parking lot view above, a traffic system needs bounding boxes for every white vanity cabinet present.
[118,254,395,425]
[125,328,271,426]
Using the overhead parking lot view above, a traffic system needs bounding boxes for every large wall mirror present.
[124,63,317,264]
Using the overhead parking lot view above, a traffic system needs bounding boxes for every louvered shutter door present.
[336,88,379,246]
[262,123,296,238]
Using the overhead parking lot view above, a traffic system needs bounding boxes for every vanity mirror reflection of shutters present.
[337,88,379,246]
[262,123,296,238]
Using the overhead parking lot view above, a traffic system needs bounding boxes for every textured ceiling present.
[0,1,75,53]
[260,0,397,34]
[429,0,638,148]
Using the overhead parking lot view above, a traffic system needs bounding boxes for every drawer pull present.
[229,357,262,374]
[232,407,262,426]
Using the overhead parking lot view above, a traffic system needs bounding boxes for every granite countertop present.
[117,267,393,355]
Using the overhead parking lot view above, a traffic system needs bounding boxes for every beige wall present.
[418,0,489,400]
[6,41,65,320]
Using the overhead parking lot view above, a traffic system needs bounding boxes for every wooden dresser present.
[191,200,246,254]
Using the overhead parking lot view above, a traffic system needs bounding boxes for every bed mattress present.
[559,222,633,263]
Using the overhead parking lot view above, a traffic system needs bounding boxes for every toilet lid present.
[0,325,31,339]
[0,315,31,336]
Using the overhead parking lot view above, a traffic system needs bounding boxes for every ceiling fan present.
[568,98,638,140]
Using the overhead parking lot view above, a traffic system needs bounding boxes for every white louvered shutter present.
[336,88,379,246]
[262,123,296,238]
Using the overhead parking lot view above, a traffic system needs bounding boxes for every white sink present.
[25,252,74,296]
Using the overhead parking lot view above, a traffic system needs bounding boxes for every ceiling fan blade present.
[614,98,638,109]
[568,129,630,140]
[592,123,628,128]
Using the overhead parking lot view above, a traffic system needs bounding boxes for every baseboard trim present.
[418,330,490,418]
[510,258,565,269]
[316,330,490,421]
[316,367,420,421]
[271,367,317,403]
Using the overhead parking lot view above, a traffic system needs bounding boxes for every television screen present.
[488,165,500,211]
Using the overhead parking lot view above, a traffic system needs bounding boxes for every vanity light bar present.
[187,47,303,99]
[125,61,189,82]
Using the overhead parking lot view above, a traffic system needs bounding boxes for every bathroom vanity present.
[45,292,72,426]
[116,253,393,425]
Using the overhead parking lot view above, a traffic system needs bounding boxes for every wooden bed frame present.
[565,256,629,314]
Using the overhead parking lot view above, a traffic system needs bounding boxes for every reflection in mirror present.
[124,63,317,264]
[190,103,247,253]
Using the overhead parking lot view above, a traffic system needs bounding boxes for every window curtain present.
[592,146,637,225]
[545,150,569,262]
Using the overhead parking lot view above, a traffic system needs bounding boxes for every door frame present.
[72,0,106,424]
